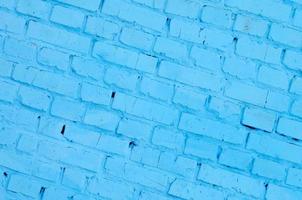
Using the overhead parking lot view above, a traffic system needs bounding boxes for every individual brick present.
[277,117,302,140]
[117,118,153,140]
[152,127,185,151]
[241,107,277,132]
[104,67,139,91]
[131,145,160,166]
[234,15,268,36]
[286,168,302,188]
[97,135,130,156]
[219,148,253,171]
[290,76,302,95]
[266,184,302,200]
[294,9,302,28]
[291,99,302,118]
[252,158,286,180]
[184,137,218,160]
[265,91,290,112]
[50,6,85,29]
[38,47,70,71]
[0,80,18,103]
[165,0,201,19]
[7,175,42,198]
[81,82,111,106]
[27,21,91,53]
[154,37,188,60]
[179,113,248,145]
[201,6,233,28]
[140,77,174,101]
[269,24,302,48]
[223,55,257,79]
[16,0,50,19]
[120,27,155,51]
[55,0,102,11]
[62,168,87,190]
[18,86,51,111]
[173,86,208,110]
[51,97,86,121]
[0,11,26,34]
[190,46,222,71]
[283,50,302,71]
[85,16,120,39]
[71,56,104,80]
[4,37,36,62]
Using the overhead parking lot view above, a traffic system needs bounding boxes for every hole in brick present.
[233,37,238,42]
[37,116,41,119]
[60,125,66,135]
[3,172,7,177]
[128,141,136,149]
[39,187,46,195]
[264,183,269,190]
[111,92,116,98]
[197,163,202,167]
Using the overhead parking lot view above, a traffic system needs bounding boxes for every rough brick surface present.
[1,0,302,199]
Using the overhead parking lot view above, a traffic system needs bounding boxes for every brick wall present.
[0,0,302,199]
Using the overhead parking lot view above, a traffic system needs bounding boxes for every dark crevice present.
[242,124,256,130]
[3,172,7,177]
[60,125,66,135]
[111,92,116,98]
[128,141,136,149]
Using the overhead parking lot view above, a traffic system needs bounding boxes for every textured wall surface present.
[1,0,302,199]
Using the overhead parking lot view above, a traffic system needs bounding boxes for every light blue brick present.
[225,81,268,106]
[0,0,15,9]
[252,158,286,180]
[112,93,179,125]
[0,11,26,34]
[81,82,111,105]
[32,161,60,182]
[159,61,222,92]
[223,55,257,80]
[0,149,32,174]
[283,50,302,71]
[102,0,167,32]
[219,148,253,171]
[154,37,188,60]
[201,6,233,28]
[198,164,265,198]
[0,80,18,103]
[84,107,120,131]
[120,27,155,51]
[104,67,139,91]
[165,0,201,19]
[16,0,50,19]
[50,6,85,29]
[139,191,172,200]
[184,137,218,160]
[62,168,87,190]
[85,17,120,39]
[190,46,222,71]
[133,0,166,10]
[18,86,51,111]
[131,145,160,166]
[234,15,268,37]
[87,177,136,199]
[72,56,104,80]
[38,47,70,71]
[290,76,302,95]
[17,134,38,153]
[27,21,91,53]
[97,134,130,155]
[291,99,302,118]
[152,127,185,151]
[0,58,13,77]
[4,37,36,61]
[117,118,153,140]
[135,53,157,73]
[51,97,86,121]
[7,175,42,198]
[179,113,248,145]
[225,0,291,21]
[158,152,197,178]
[266,184,302,200]
[173,86,208,110]
[55,0,101,11]
[140,77,174,101]
[294,9,302,28]
[242,107,276,132]
[208,97,242,120]
[265,91,290,112]
[277,117,302,140]
[286,168,302,188]
[269,24,302,48]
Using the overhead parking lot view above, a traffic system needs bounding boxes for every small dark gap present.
[3,172,7,177]
[60,125,66,135]
[233,37,238,42]
[242,124,256,130]
[111,92,116,98]
[39,187,46,198]
[197,163,202,167]
[37,116,41,119]
[128,141,136,149]
[264,182,269,190]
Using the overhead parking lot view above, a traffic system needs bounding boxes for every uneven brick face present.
[1,0,302,199]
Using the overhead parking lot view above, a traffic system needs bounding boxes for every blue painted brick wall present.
[1,0,302,199]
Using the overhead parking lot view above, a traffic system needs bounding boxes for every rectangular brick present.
[102,0,167,32]
[55,0,101,11]
[85,16,120,39]
[173,86,207,110]
[27,21,90,53]
[117,118,153,141]
[104,67,139,91]
[159,61,222,91]
[4,37,36,61]
[190,46,222,71]
[201,6,232,28]
[252,158,286,180]
[291,99,302,118]
[38,47,70,71]
[51,98,86,121]
[0,11,26,34]
[184,137,218,160]
[140,77,174,101]
[112,93,179,125]
[17,0,50,19]
[179,113,247,144]
[18,86,51,111]
[131,145,160,166]
[7,175,42,198]
[234,15,268,36]
[286,168,302,187]
[290,76,302,95]
[198,164,265,198]
[283,50,302,71]
[71,56,104,80]
[152,127,185,151]
[270,24,302,48]
[50,5,85,28]
[242,107,276,132]
[219,148,253,171]
[223,55,257,79]
[165,0,201,19]
[0,80,18,103]
[277,117,302,140]
[247,133,302,164]
[0,58,13,77]
[225,81,268,106]
[81,82,111,106]
[154,37,188,60]
[120,27,155,51]
[266,184,302,200]
[97,135,130,156]
[265,91,290,112]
